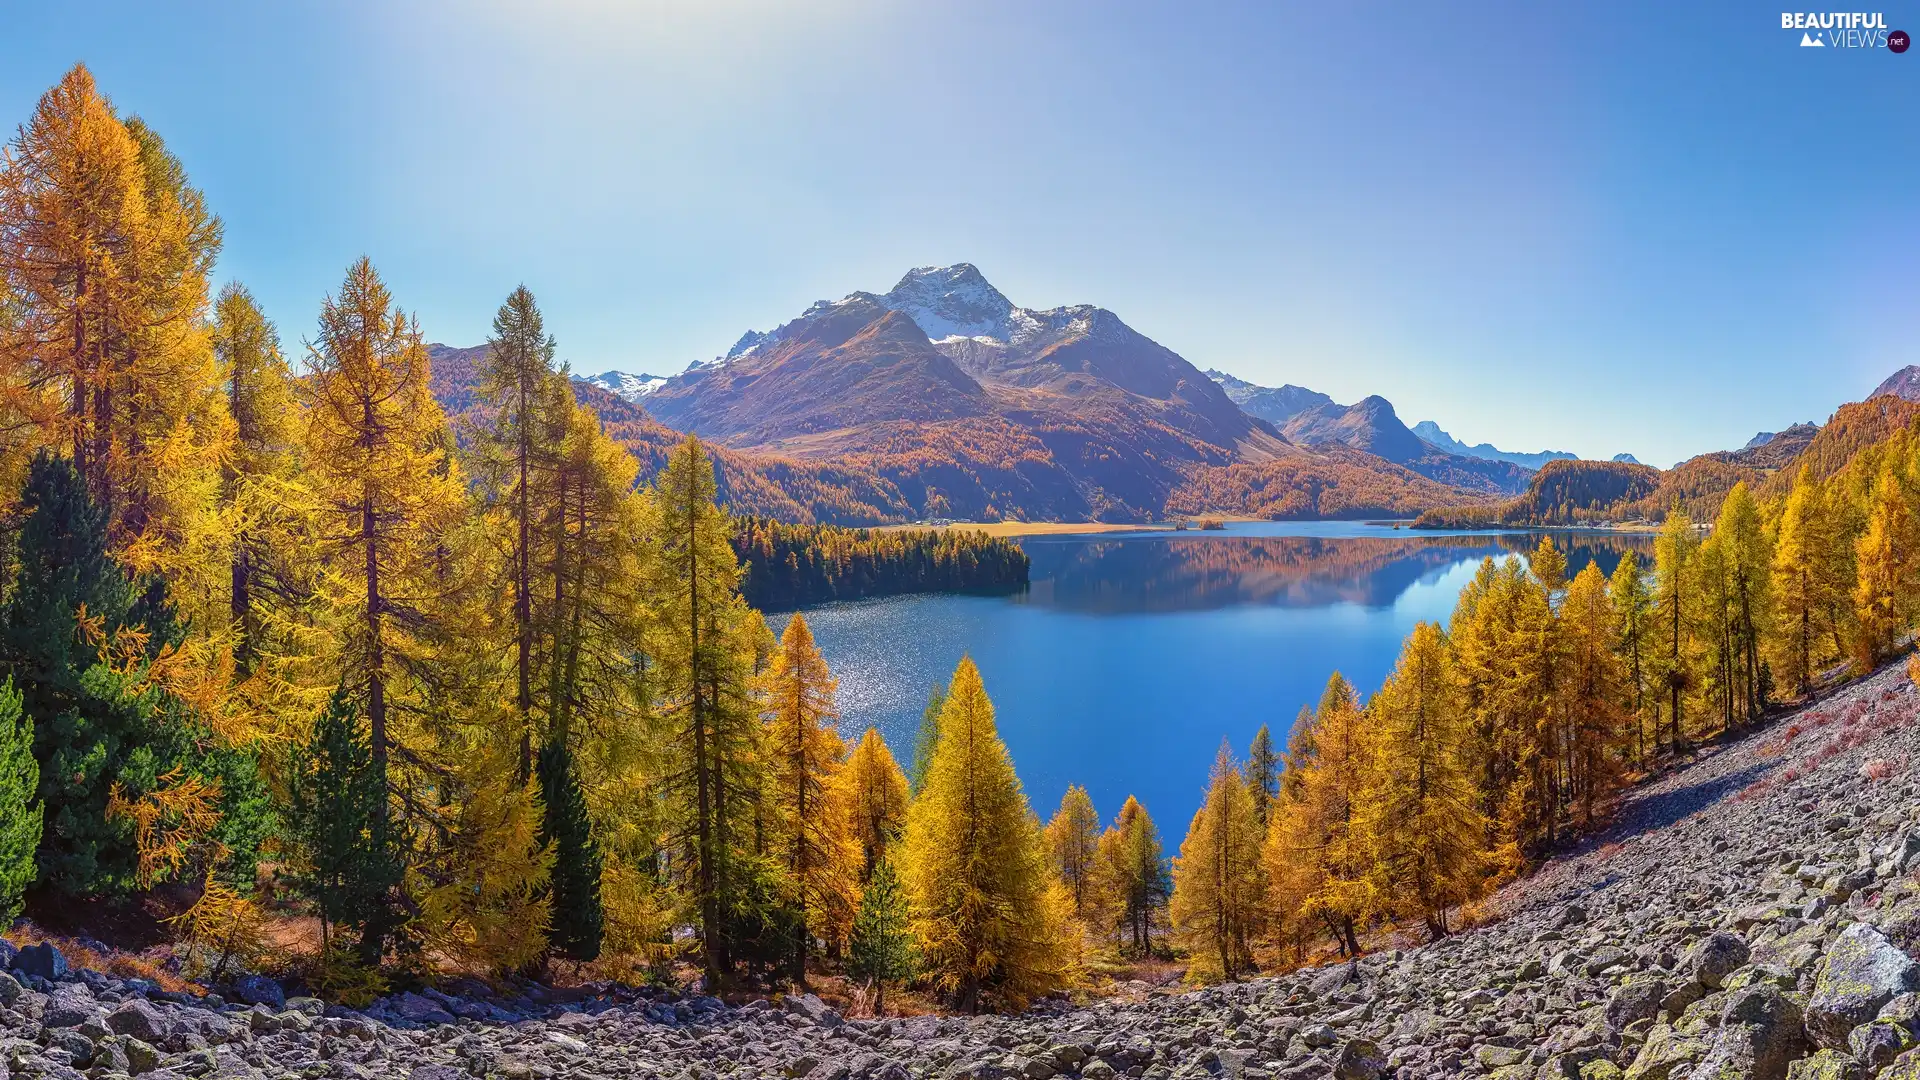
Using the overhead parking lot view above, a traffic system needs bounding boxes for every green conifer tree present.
[1245,724,1280,826]
[847,858,917,1016]
[0,680,39,923]
[0,451,144,895]
[538,737,604,963]
[286,688,403,964]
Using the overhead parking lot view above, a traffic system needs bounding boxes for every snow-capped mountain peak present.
[879,263,1017,342]
[699,264,1141,372]
[580,370,668,402]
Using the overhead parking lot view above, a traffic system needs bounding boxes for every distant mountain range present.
[429,265,1558,523]
[1409,421,1576,472]
[433,262,1899,528]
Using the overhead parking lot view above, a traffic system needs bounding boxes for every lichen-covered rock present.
[1688,931,1752,991]
[1330,1039,1386,1080]
[1608,975,1669,1031]
[1694,985,1806,1080]
[1783,1050,1860,1080]
[1846,1020,1912,1070]
[1626,1023,1710,1080]
[1806,923,1919,1049]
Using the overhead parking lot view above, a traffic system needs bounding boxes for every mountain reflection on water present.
[1017,528,1650,614]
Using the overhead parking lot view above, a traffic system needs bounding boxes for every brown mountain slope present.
[1276,394,1531,496]
[643,297,989,445]
[640,266,1307,520]
[427,260,1531,524]
[1417,394,1920,528]
[629,265,1524,521]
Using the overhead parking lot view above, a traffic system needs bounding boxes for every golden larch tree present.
[763,613,856,985]
[1853,464,1920,668]
[836,726,909,881]
[899,656,1070,1011]
[1357,622,1485,938]
[1171,744,1266,981]
[1045,784,1102,923]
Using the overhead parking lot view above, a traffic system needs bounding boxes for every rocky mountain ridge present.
[481,266,1537,522]
[10,660,1920,1079]
[1409,421,1577,472]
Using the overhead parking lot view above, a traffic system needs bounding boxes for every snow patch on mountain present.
[581,371,669,401]
[704,265,1145,367]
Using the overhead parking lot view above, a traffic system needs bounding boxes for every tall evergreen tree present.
[1264,673,1370,955]
[1653,509,1699,751]
[470,286,570,782]
[1245,724,1280,827]
[1561,565,1627,826]
[847,858,917,1016]
[1170,744,1265,981]
[212,282,298,677]
[1853,464,1919,669]
[538,737,604,963]
[1358,622,1484,938]
[300,258,467,960]
[0,64,229,540]
[900,657,1069,1011]
[1099,796,1169,957]
[1772,467,1836,698]
[1711,483,1773,728]
[0,680,39,922]
[652,437,767,988]
[1,452,148,894]
[286,688,401,963]
[1609,551,1653,764]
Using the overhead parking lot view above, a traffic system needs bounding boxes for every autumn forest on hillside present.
[8,61,1920,1018]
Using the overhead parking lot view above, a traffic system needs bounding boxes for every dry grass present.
[3,923,202,996]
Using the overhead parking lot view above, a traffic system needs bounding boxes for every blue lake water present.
[781,522,1650,838]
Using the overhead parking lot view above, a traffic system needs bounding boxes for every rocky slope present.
[11,663,1920,1079]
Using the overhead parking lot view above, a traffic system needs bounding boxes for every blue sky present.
[7,1,1916,466]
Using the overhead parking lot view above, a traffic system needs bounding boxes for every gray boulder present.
[105,998,169,1043]
[1694,985,1805,1080]
[1687,931,1751,990]
[40,990,100,1029]
[1607,974,1669,1030]
[10,942,66,981]
[1807,923,1919,1049]
[1330,1038,1386,1080]
[229,973,284,1009]
[1848,1021,1913,1070]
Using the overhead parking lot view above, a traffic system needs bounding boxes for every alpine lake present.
[775,522,1651,836]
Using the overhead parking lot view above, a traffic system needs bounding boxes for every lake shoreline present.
[874,516,1424,538]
